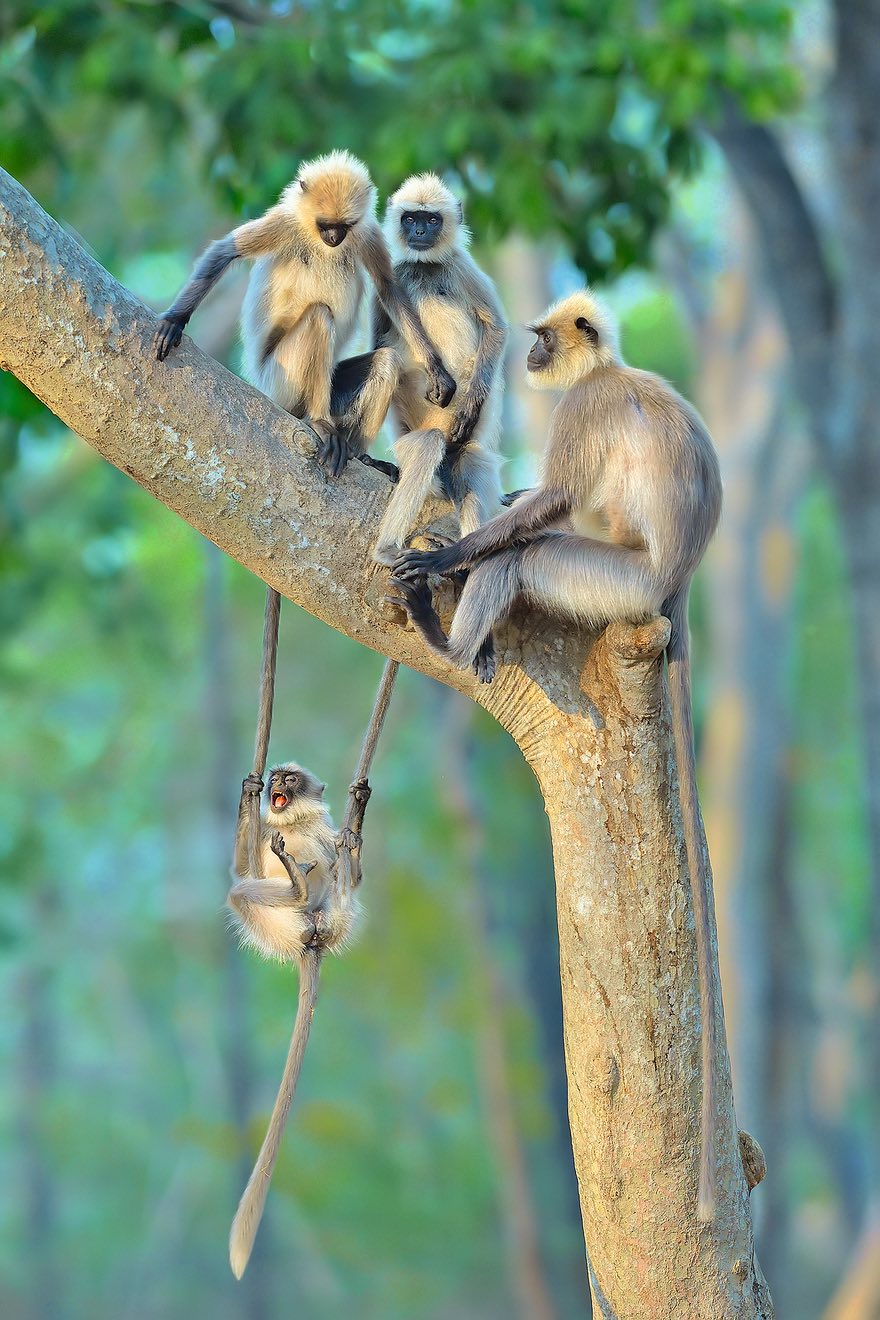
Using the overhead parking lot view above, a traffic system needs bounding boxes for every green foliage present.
[1,0,797,276]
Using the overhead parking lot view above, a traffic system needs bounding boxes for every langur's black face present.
[401,210,443,251]
[316,219,351,248]
[527,327,557,373]
[266,766,323,814]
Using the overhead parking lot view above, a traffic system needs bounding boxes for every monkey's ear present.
[299,178,308,192]
[576,317,599,345]
[456,201,463,224]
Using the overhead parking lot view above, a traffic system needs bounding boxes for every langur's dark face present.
[527,327,557,373]
[401,210,443,251]
[317,220,351,248]
[266,766,323,814]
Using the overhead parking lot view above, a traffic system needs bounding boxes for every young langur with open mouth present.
[154,151,456,477]
[371,174,507,564]
[226,762,360,1278]
[389,290,724,1221]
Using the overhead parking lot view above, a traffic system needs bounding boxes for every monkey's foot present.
[473,636,497,684]
[269,830,287,858]
[358,454,400,483]
[312,420,349,478]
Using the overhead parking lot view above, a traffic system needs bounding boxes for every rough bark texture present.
[0,167,769,1318]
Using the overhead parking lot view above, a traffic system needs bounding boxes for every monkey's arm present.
[370,294,395,351]
[449,274,508,448]
[233,773,265,876]
[269,831,316,904]
[155,207,290,361]
[392,485,570,578]
[360,223,456,408]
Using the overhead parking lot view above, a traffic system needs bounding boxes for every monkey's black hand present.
[391,543,462,580]
[155,315,186,362]
[448,399,481,449]
[425,358,457,409]
[312,420,349,478]
[242,773,264,798]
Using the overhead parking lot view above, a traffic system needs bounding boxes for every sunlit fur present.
[282,149,377,250]
[526,289,621,391]
[384,172,468,263]
[372,176,506,561]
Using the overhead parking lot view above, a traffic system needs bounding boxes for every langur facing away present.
[389,289,724,1220]
[371,174,507,563]
[154,151,455,477]
[226,763,360,1278]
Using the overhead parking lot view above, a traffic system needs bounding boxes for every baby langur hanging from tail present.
[154,150,455,478]
[226,763,360,1278]
[371,174,507,564]
[389,289,724,1221]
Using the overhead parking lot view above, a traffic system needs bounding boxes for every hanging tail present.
[665,585,717,1221]
[229,948,321,1278]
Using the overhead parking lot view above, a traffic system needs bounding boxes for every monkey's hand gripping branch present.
[334,777,372,891]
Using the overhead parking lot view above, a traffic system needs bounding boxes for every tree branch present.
[711,107,835,451]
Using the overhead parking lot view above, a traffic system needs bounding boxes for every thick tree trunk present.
[0,167,769,1317]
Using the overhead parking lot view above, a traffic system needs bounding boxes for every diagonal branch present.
[0,166,584,741]
[711,107,835,452]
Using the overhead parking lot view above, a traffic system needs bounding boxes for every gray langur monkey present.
[389,289,723,1220]
[371,173,507,564]
[154,150,455,477]
[226,762,361,1278]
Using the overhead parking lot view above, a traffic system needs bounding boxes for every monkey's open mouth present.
[271,792,289,811]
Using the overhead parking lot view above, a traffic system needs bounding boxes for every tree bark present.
[0,167,769,1318]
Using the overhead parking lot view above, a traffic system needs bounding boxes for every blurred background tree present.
[1,1,876,1317]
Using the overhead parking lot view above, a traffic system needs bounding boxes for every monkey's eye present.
[402,212,414,224]
[542,331,552,346]
[429,214,440,225]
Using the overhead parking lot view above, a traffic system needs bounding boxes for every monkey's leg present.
[372,428,447,565]
[263,305,345,476]
[448,445,503,535]
[331,347,401,458]
[387,573,500,682]
[516,533,660,627]
[443,549,522,671]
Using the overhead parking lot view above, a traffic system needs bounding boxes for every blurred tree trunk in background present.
[18,887,62,1320]
[666,201,808,1308]
[715,12,880,1291]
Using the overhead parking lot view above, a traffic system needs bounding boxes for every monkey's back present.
[545,365,722,589]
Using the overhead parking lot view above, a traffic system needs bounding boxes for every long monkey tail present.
[229,948,321,1278]
[665,585,717,1222]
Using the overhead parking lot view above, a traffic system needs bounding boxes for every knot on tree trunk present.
[586,616,671,721]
